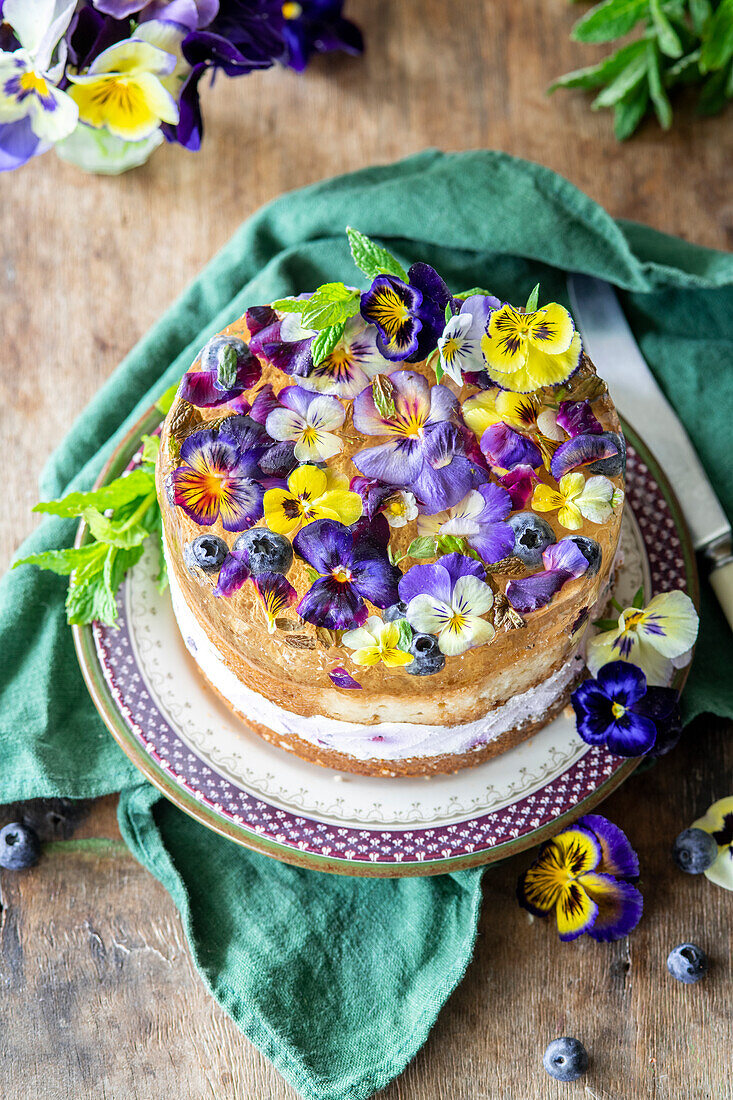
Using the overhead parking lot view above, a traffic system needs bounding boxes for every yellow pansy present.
[480,302,582,393]
[263,465,363,536]
[462,388,550,441]
[67,39,179,142]
[586,590,699,687]
[532,473,621,530]
[691,797,733,892]
[342,617,414,668]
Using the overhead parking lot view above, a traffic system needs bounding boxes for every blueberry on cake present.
[156,230,625,776]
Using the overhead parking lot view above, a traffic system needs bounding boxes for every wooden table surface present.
[1,2,731,1097]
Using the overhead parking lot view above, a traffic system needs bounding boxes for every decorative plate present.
[73,408,698,877]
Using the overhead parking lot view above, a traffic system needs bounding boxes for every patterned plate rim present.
[73,406,699,877]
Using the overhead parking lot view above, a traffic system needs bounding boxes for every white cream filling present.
[167,558,584,762]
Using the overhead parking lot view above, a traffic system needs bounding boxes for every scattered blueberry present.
[672,828,718,875]
[588,430,626,477]
[0,822,41,870]
[406,633,446,676]
[667,943,708,984]
[234,527,293,575]
[509,513,556,566]
[566,534,602,577]
[184,534,229,574]
[383,601,408,622]
[543,1037,589,1082]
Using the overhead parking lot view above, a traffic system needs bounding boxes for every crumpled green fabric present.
[1,150,732,1100]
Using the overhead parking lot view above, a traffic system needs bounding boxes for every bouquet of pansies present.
[0,0,362,174]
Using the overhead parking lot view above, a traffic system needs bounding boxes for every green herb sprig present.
[550,0,733,138]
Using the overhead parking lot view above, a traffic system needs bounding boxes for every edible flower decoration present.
[517,814,643,942]
[480,422,542,471]
[586,590,699,687]
[349,476,419,529]
[571,661,681,757]
[497,465,540,510]
[214,549,250,597]
[253,571,298,633]
[416,484,514,565]
[506,537,591,613]
[180,335,261,408]
[532,472,622,530]
[437,294,499,383]
[294,518,401,630]
[360,263,449,362]
[353,370,486,513]
[342,616,414,669]
[550,431,623,480]
[263,465,363,537]
[481,301,582,393]
[399,553,495,656]
[556,399,602,437]
[172,428,268,531]
[463,388,545,439]
[328,667,362,689]
[265,386,346,463]
[691,798,733,892]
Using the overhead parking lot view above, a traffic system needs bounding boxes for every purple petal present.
[557,400,603,437]
[571,681,615,745]
[246,305,278,336]
[578,814,640,880]
[475,481,512,523]
[351,554,402,608]
[219,478,265,532]
[542,538,591,578]
[277,385,315,417]
[438,552,485,587]
[259,440,298,479]
[249,383,280,424]
[497,465,539,510]
[584,877,643,943]
[408,262,452,310]
[427,382,459,422]
[261,336,314,379]
[550,433,620,480]
[293,518,353,574]
[350,513,391,550]
[179,428,237,467]
[179,369,231,408]
[399,562,452,606]
[596,660,648,709]
[480,423,542,470]
[329,667,362,689]
[353,438,425,487]
[506,569,569,613]
[214,550,251,597]
[297,576,367,630]
[0,118,46,172]
[248,321,281,358]
[606,713,658,756]
[349,476,394,520]
[468,523,515,564]
[458,293,500,330]
[217,415,270,462]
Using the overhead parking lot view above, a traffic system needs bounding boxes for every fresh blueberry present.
[672,828,718,875]
[588,431,626,477]
[234,527,293,575]
[543,1037,589,1082]
[383,601,408,622]
[200,335,252,390]
[406,633,446,676]
[509,513,556,566]
[566,534,602,577]
[184,535,229,574]
[0,822,41,870]
[667,943,708,984]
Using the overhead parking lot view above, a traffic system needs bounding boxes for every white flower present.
[406,574,495,656]
[586,589,699,686]
[382,490,418,528]
[342,616,414,668]
[265,387,346,463]
[692,797,733,892]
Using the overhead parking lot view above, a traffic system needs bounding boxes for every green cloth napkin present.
[2,150,733,1100]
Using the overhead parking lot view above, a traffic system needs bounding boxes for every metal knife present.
[567,273,733,631]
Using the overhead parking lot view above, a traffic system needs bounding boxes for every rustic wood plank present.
[1,0,731,1096]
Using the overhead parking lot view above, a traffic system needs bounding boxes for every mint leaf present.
[700,0,733,72]
[697,60,733,113]
[444,302,452,324]
[613,78,650,137]
[647,40,673,128]
[217,342,238,389]
[82,507,151,549]
[632,584,646,609]
[372,374,397,419]
[66,569,117,626]
[572,0,649,44]
[311,322,345,366]
[593,617,621,631]
[33,468,155,518]
[346,226,408,282]
[155,378,181,416]
[13,543,104,577]
[301,283,361,330]
[456,287,493,297]
[141,434,160,465]
[525,283,540,313]
[406,536,437,560]
[549,40,647,91]
[650,0,683,58]
[592,50,649,108]
[396,618,413,651]
[437,534,468,556]
[271,297,305,313]
[689,0,712,35]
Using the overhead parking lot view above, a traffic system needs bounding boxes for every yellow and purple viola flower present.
[506,537,592,613]
[265,385,345,463]
[349,476,418,533]
[481,301,582,394]
[252,570,298,632]
[172,426,270,531]
[294,518,401,630]
[691,798,733,892]
[399,553,495,656]
[586,590,699,687]
[360,263,450,363]
[263,465,362,537]
[518,814,643,942]
[571,661,681,757]
[342,616,414,669]
[416,483,514,564]
[180,335,262,407]
[462,387,541,438]
[437,294,500,384]
[532,472,622,530]
[352,370,486,513]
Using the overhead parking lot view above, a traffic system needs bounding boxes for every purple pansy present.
[180,335,261,407]
[557,399,602,438]
[497,464,539,509]
[265,384,345,462]
[294,518,401,630]
[252,570,298,631]
[550,432,621,480]
[416,483,514,564]
[506,537,590,613]
[360,263,450,363]
[480,422,542,471]
[437,293,500,384]
[352,370,487,513]
[214,548,250,596]
[398,553,495,656]
[248,310,315,381]
[571,661,681,757]
[328,666,362,689]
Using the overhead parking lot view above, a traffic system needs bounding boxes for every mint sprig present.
[346,226,409,282]
[311,322,345,366]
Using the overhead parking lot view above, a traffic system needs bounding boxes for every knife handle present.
[707,537,733,634]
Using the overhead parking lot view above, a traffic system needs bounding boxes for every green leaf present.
[572,0,650,44]
[270,297,305,313]
[300,283,361,330]
[549,40,648,91]
[647,41,673,127]
[33,468,155,518]
[66,571,118,626]
[81,507,151,549]
[217,342,238,389]
[632,584,646,609]
[592,51,649,108]
[346,226,408,282]
[155,378,181,416]
[444,302,452,324]
[666,49,702,83]
[649,0,682,57]
[434,360,445,383]
[372,374,397,419]
[689,0,712,35]
[697,60,733,112]
[456,287,493,298]
[306,567,321,583]
[13,543,105,577]
[396,618,413,652]
[141,434,160,464]
[525,283,540,313]
[104,544,144,597]
[592,617,621,632]
[311,322,345,366]
[700,0,733,72]
[155,521,168,594]
[613,79,650,137]
[436,534,467,555]
[406,536,437,560]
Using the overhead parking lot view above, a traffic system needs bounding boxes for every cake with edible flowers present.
[156,228,629,777]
